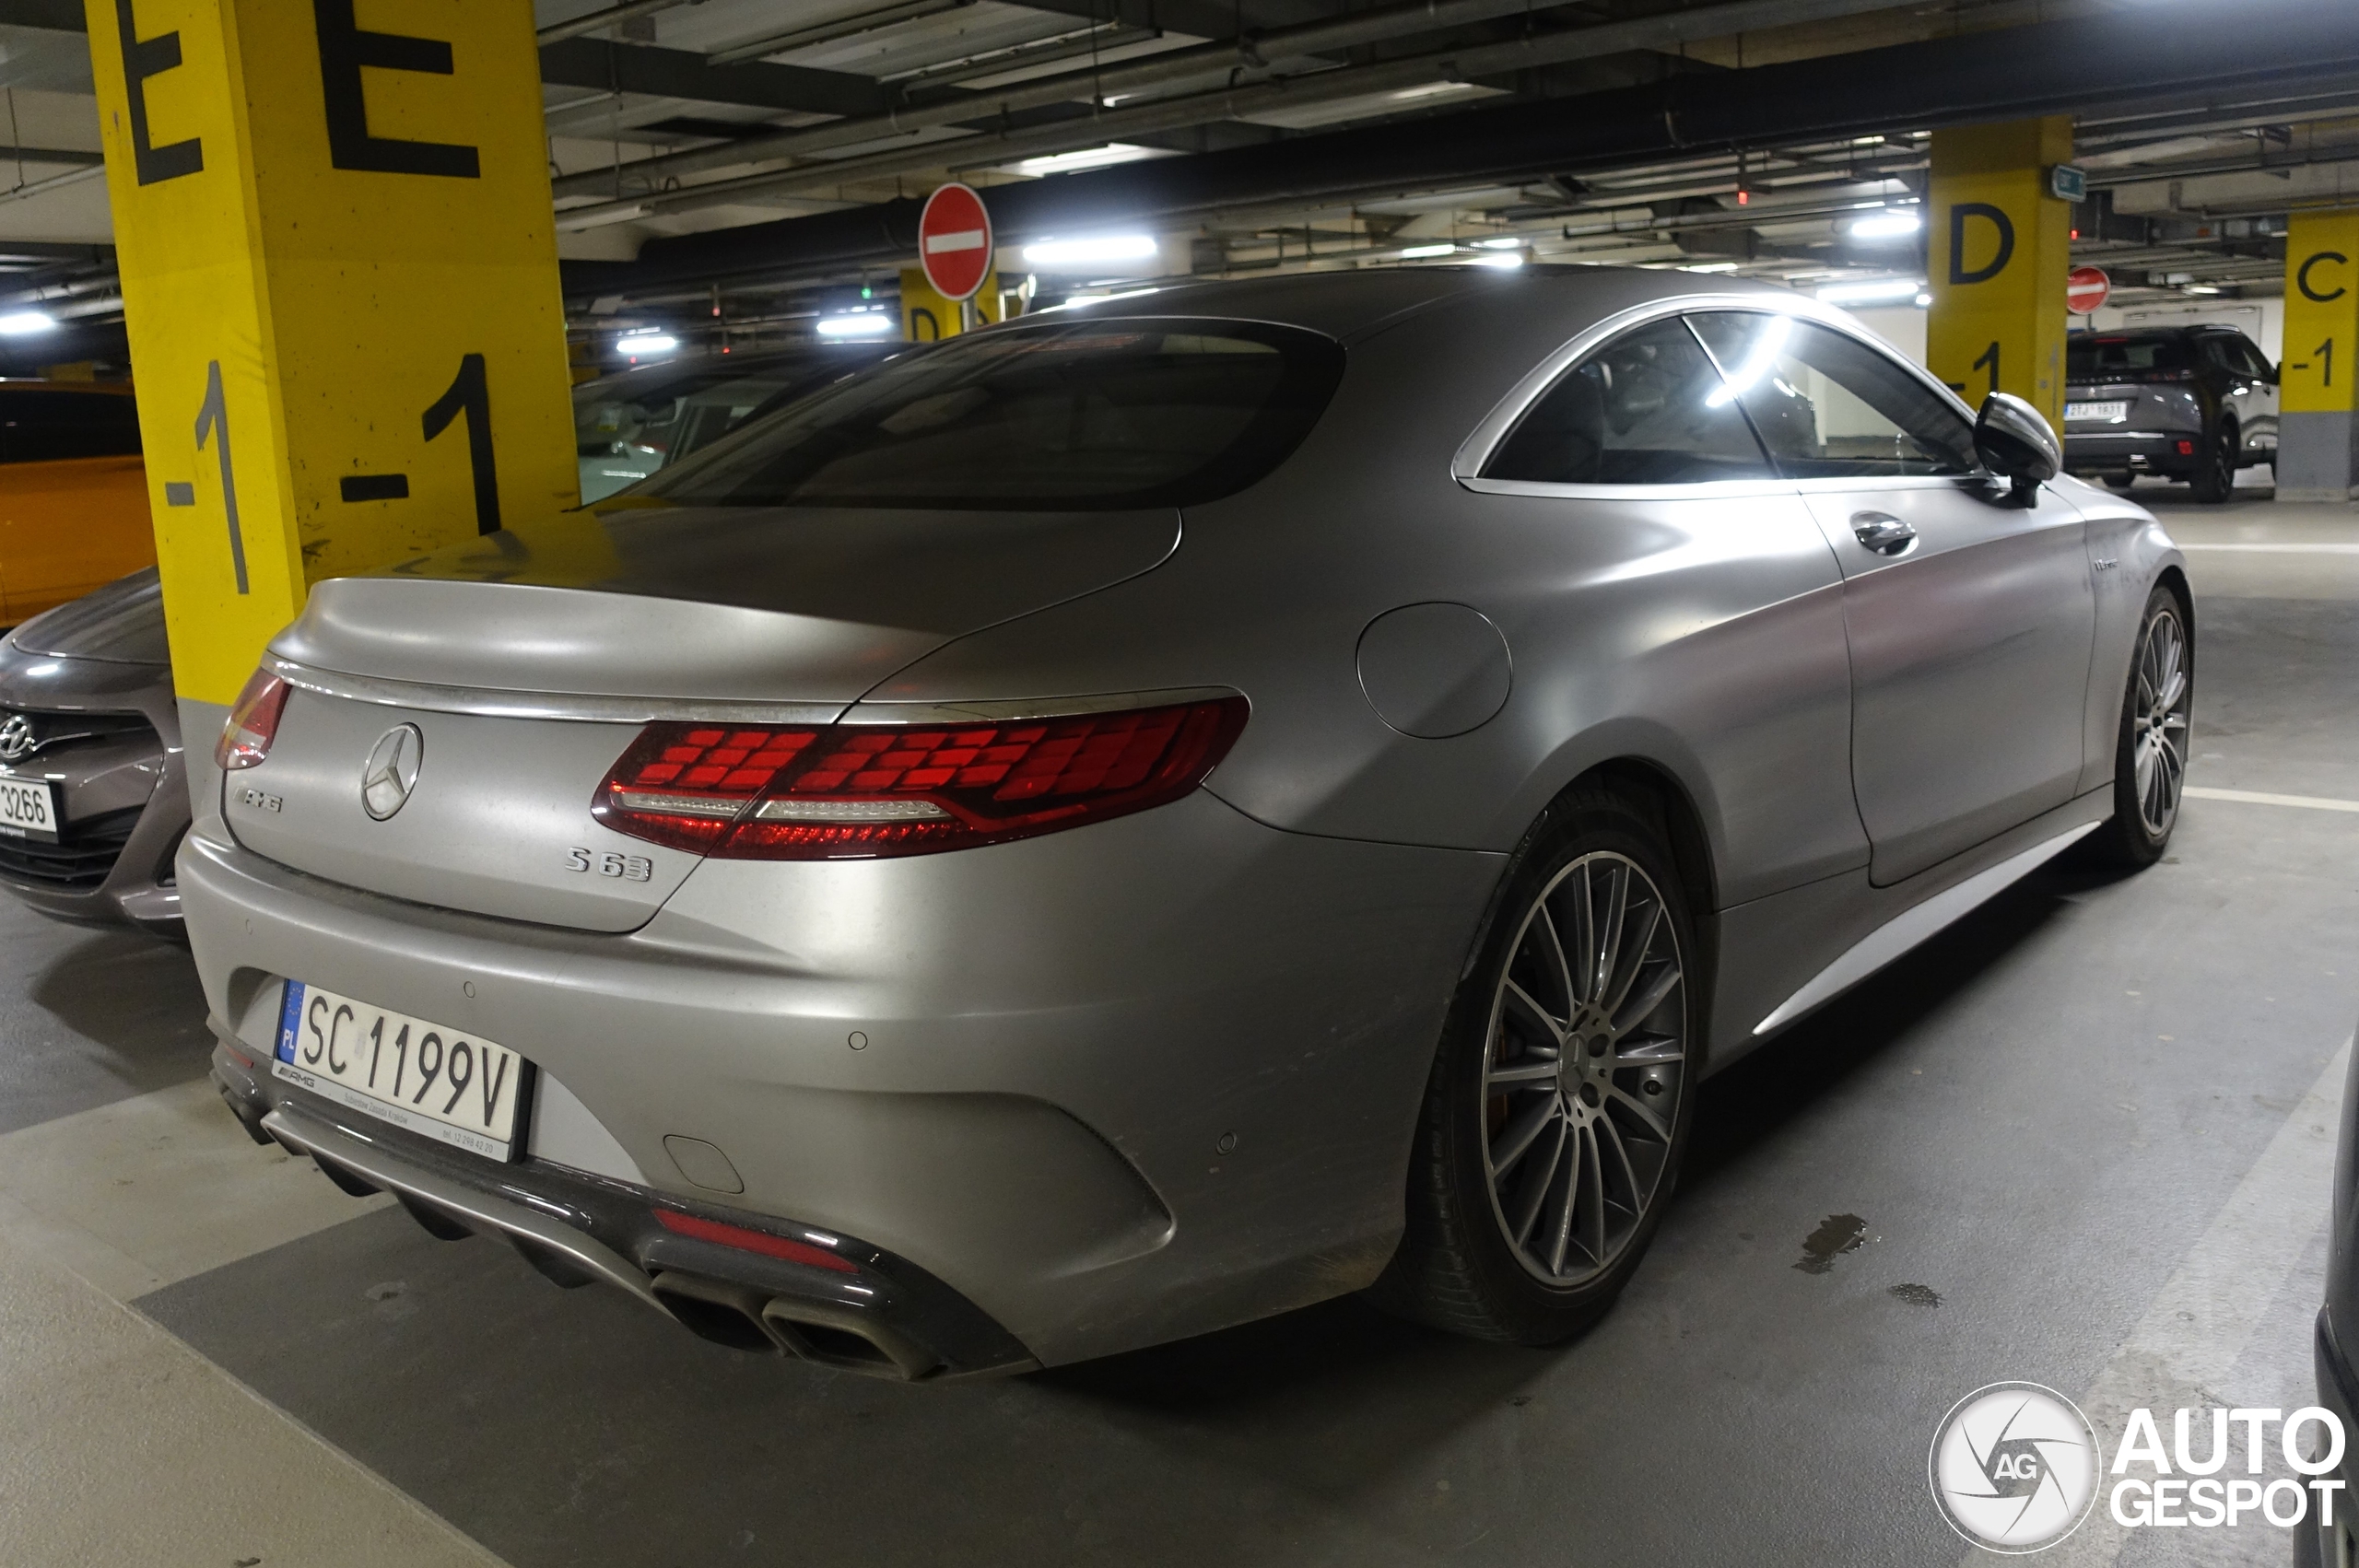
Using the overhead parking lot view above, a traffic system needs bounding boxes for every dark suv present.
[2061,325,2278,501]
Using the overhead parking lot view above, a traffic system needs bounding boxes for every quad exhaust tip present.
[323,1145,940,1380]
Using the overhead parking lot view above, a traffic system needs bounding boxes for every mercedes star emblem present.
[361,724,425,821]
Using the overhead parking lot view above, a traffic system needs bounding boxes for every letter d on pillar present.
[1927,116,2073,427]
[2278,211,2359,501]
[85,0,580,724]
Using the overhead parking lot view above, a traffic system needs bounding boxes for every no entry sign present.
[919,183,993,302]
[2067,264,2111,315]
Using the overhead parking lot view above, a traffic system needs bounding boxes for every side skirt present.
[1704,787,2111,1072]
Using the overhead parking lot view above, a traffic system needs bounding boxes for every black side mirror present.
[1975,392,2060,497]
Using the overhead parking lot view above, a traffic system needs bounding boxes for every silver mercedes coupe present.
[188,268,2189,1377]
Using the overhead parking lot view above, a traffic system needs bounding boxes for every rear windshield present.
[2068,336,2189,379]
[0,390,141,464]
[633,319,1345,510]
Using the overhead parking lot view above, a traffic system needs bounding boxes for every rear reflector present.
[216,669,290,771]
[651,1208,859,1274]
[593,696,1248,860]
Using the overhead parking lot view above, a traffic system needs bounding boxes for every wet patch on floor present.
[1887,1282,1942,1308]
[1793,1213,1868,1275]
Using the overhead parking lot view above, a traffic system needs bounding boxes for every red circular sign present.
[2067,264,2110,315]
[918,182,993,302]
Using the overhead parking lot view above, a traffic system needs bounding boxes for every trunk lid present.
[229,504,1178,930]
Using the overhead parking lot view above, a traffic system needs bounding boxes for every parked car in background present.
[0,380,151,626]
[0,568,182,935]
[193,270,2187,1378]
[2061,325,2278,501]
[575,345,898,503]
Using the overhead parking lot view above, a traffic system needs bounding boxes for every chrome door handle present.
[1851,512,1917,556]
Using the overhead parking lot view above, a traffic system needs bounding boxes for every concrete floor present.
[2,486,2354,1566]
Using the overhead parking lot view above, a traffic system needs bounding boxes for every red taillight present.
[216,669,290,771]
[593,696,1248,860]
[651,1208,858,1273]
[2176,439,2196,455]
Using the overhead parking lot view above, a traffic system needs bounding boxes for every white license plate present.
[0,773,58,842]
[2065,401,2129,422]
[273,981,531,1161]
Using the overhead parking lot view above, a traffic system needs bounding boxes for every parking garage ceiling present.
[2,0,2357,345]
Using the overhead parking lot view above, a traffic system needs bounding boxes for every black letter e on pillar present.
[113,0,202,185]
[312,0,480,178]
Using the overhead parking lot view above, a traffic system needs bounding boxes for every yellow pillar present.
[2276,211,2359,502]
[1926,116,2073,427]
[899,266,1003,342]
[85,0,579,709]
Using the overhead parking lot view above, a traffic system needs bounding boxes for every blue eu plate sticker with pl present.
[276,980,306,1064]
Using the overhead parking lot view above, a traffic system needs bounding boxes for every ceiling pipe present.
[561,3,2359,302]
[553,0,1919,224]
[537,0,699,47]
[552,0,1874,204]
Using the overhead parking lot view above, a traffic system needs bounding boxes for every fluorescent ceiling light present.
[1683,262,1741,274]
[1914,292,1933,307]
[1399,243,1458,258]
[617,331,677,353]
[2185,284,2221,295]
[1023,234,1157,267]
[1848,209,1921,240]
[0,311,56,335]
[1473,236,1523,250]
[816,313,895,337]
[1010,144,1161,178]
[1391,81,1478,100]
[1471,252,1524,269]
[1816,276,1927,304]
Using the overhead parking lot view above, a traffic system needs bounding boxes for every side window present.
[2196,335,2237,370]
[1687,313,1978,479]
[2236,339,2276,380]
[1483,315,1773,486]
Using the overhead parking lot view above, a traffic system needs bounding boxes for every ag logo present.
[1930,1382,2101,1553]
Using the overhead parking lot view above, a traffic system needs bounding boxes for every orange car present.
[0,382,153,627]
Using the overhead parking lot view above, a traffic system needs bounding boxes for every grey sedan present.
[190,268,2189,1376]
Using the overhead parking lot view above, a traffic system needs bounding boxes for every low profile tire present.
[2190,423,2236,503]
[2086,585,2193,868]
[1372,786,1696,1344]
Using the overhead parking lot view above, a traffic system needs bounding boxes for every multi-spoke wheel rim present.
[2131,607,2190,837]
[1479,851,1686,1287]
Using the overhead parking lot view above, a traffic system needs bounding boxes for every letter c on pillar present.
[2299,252,2350,303]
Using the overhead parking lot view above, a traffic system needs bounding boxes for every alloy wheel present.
[1479,851,1687,1286]
[2131,606,2190,837]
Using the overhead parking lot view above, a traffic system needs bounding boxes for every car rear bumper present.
[2063,431,2204,477]
[214,1073,1036,1378]
[181,790,1504,1365]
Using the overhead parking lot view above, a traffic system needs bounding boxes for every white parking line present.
[1967,1038,2351,1567]
[0,1227,507,1566]
[2187,786,2359,814]
[0,1077,387,1303]
[2178,544,2359,554]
